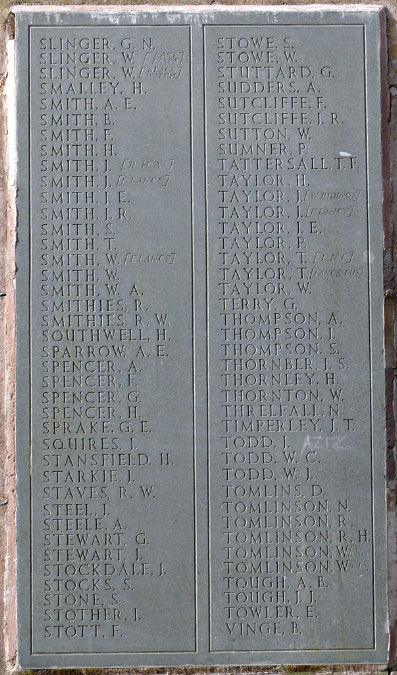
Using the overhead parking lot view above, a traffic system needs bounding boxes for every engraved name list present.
[14,7,388,669]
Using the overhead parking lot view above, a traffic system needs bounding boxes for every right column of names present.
[205,25,375,652]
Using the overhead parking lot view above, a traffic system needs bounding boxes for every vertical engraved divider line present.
[189,23,198,653]
[202,23,211,653]
[363,23,376,650]
[28,24,33,657]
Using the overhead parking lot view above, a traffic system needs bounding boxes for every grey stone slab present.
[14,5,388,669]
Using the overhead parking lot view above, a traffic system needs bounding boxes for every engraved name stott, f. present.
[13,6,388,669]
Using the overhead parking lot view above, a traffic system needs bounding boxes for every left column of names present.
[29,25,196,655]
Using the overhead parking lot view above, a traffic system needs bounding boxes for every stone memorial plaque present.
[14,6,388,668]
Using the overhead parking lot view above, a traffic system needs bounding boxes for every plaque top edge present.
[11,3,385,13]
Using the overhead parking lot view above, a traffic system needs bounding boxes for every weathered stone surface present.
[10,4,391,671]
